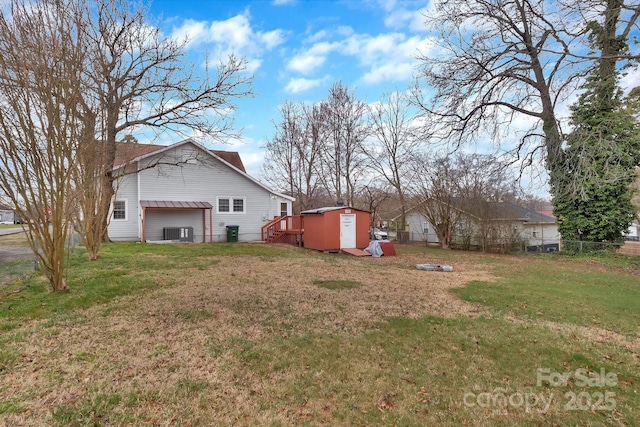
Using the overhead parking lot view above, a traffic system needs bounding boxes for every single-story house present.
[0,205,15,224]
[625,219,640,241]
[405,201,559,251]
[108,139,294,243]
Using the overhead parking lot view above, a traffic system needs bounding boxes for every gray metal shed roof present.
[300,206,369,214]
[140,200,213,209]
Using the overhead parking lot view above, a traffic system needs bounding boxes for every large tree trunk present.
[99,106,119,243]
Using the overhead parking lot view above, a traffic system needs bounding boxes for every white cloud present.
[260,29,286,50]
[284,77,325,93]
[361,62,414,84]
[170,10,285,73]
[272,0,296,5]
[621,66,640,93]
[354,33,435,83]
[286,21,436,85]
[209,136,265,178]
[304,29,329,44]
[170,19,207,44]
[287,54,326,74]
[287,41,336,74]
[377,0,397,11]
[239,151,265,173]
[384,8,418,30]
[375,0,429,31]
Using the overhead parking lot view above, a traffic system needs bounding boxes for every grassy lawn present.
[0,224,22,229]
[0,239,638,426]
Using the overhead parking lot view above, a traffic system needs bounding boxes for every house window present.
[112,200,127,221]
[280,202,288,217]
[218,198,230,212]
[218,197,245,214]
[422,222,429,234]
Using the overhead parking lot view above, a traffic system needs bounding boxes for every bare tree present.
[366,90,421,231]
[262,101,303,206]
[356,182,392,230]
[409,154,462,249]
[71,139,116,261]
[454,154,520,251]
[409,153,519,250]
[320,81,369,206]
[0,0,87,290]
[77,0,252,245]
[299,103,331,210]
[413,0,640,197]
[262,101,326,212]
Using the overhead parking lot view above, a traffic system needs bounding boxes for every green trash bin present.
[226,225,239,242]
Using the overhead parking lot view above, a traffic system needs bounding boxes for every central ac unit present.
[163,227,194,242]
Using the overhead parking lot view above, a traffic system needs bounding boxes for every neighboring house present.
[0,205,15,224]
[405,201,559,251]
[108,139,294,243]
[625,218,640,241]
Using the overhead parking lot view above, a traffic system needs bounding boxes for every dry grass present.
[0,230,29,248]
[2,244,638,426]
[1,248,493,426]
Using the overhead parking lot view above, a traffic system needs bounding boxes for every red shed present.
[301,206,370,251]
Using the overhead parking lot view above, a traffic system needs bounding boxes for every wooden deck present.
[261,215,304,245]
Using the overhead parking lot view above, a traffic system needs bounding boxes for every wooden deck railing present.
[261,215,303,245]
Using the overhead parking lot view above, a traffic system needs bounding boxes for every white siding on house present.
[406,212,440,243]
[406,211,560,248]
[108,141,292,242]
[145,210,203,242]
[108,171,139,241]
[0,210,15,224]
[522,223,561,247]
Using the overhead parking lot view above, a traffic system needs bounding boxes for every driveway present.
[0,228,32,258]
[0,227,24,236]
[0,245,33,258]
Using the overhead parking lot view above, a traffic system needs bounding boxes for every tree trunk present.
[99,106,119,243]
[100,170,115,243]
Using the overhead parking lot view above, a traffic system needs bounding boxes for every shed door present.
[340,214,356,249]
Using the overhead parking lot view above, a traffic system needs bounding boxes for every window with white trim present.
[218,197,245,214]
[112,200,127,221]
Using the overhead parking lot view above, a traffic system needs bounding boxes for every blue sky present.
[145,0,640,197]
[147,0,433,177]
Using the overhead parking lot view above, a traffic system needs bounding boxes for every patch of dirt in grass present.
[542,320,640,350]
[0,250,494,425]
[503,315,640,350]
[161,253,492,336]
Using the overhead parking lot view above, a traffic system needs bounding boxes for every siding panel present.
[108,172,139,240]
[145,210,204,242]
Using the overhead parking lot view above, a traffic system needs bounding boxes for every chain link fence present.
[560,240,625,253]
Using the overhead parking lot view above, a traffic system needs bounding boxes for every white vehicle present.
[372,227,388,240]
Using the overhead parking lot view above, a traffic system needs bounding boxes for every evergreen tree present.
[551,0,640,249]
